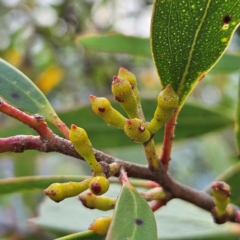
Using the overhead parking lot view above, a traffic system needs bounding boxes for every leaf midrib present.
[176,0,212,96]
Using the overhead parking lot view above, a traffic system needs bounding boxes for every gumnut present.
[147,84,179,134]
[118,67,140,103]
[124,118,150,143]
[111,76,138,118]
[44,178,90,203]
[89,215,113,235]
[89,175,110,196]
[90,95,126,129]
[79,192,116,210]
[69,124,103,173]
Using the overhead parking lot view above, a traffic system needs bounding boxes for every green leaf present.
[55,231,105,240]
[151,1,240,107]
[106,183,157,240]
[0,58,57,123]
[0,175,88,195]
[205,162,240,207]
[0,58,69,137]
[0,100,233,149]
[78,33,151,57]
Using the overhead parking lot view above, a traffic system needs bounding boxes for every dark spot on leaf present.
[135,218,143,225]
[11,92,20,99]
[223,15,231,24]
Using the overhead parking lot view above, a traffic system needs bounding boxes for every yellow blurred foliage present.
[34,65,65,94]
[3,48,22,68]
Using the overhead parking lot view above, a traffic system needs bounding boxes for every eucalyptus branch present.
[1,99,240,224]
[1,133,240,223]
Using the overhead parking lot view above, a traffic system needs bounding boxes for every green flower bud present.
[44,178,90,203]
[112,76,139,118]
[147,85,179,134]
[89,175,110,196]
[90,95,127,129]
[69,124,103,174]
[212,181,230,216]
[89,215,113,235]
[118,67,140,104]
[79,192,116,211]
[124,118,151,143]
[141,187,166,201]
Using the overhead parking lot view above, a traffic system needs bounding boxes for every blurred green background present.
[0,0,239,239]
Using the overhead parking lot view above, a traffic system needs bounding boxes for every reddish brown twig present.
[0,100,55,140]
[160,109,179,169]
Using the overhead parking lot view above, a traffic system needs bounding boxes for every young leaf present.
[151,1,240,107]
[106,178,157,239]
[0,58,69,138]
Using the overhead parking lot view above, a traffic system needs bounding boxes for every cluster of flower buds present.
[44,68,179,235]
[91,68,179,144]
[44,124,111,203]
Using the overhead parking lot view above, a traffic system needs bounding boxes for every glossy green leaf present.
[0,175,88,195]
[0,58,57,123]
[78,33,151,57]
[106,183,157,240]
[151,1,240,107]
[0,58,69,137]
[0,100,233,149]
[56,231,105,240]
[205,162,240,207]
